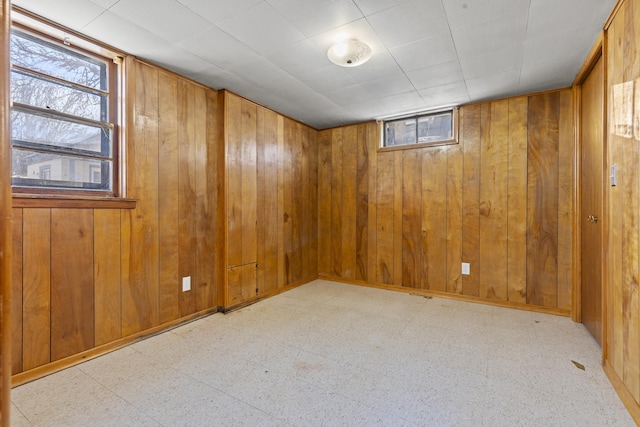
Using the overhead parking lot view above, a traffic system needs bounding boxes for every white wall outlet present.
[461,263,470,275]
[182,276,191,292]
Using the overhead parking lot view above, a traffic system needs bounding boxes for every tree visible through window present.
[384,108,457,148]
[10,27,117,193]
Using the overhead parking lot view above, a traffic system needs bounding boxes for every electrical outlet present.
[461,263,470,275]
[182,276,191,292]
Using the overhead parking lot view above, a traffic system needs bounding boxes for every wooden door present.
[580,56,604,345]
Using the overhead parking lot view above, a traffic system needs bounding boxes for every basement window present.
[382,107,458,149]
[9,16,121,196]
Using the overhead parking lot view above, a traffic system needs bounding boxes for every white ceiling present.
[13,0,616,129]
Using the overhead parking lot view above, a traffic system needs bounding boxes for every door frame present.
[572,32,607,359]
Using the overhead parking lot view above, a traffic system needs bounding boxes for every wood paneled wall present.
[10,59,224,375]
[225,92,318,307]
[318,91,575,311]
[1,0,11,423]
[605,0,640,418]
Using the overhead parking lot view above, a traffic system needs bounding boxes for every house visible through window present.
[10,25,118,193]
[383,107,458,148]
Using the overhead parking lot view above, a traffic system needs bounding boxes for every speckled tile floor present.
[10,280,635,426]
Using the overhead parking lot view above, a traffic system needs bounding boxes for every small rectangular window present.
[10,26,118,194]
[383,107,458,149]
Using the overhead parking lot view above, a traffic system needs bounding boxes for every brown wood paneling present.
[22,208,51,370]
[277,116,286,286]
[241,99,258,267]
[356,123,369,281]
[122,61,160,336]
[301,125,311,280]
[51,209,94,361]
[393,151,404,286]
[376,152,394,284]
[290,121,303,282]
[157,71,180,324]
[331,128,344,277]
[309,128,319,278]
[262,108,280,293]
[283,118,294,283]
[507,97,529,304]
[342,125,358,279]
[422,146,447,292]
[178,80,197,317]
[402,149,422,288]
[479,100,509,300]
[11,209,23,374]
[366,123,378,282]
[461,105,482,297]
[557,91,575,311]
[226,93,243,268]
[317,130,332,276]
[527,93,560,307]
[256,107,267,294]
[94,209,121,346]
[446,137,464,294]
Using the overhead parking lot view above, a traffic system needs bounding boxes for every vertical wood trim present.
[283,119,294,283]
[367,123,378,282]
[301,125,311,280]
[309,127,319,278]
[331,128,343,277]
[356,123,369,282]
[94,209,122,346]
[262,109,280,292]
[276,115,286,287]
[317,130,332,276]
[342,125,357,279]
[226,93,242,269]
[0,0,11,422]
[256,107,266,293]
[22,208,51,370]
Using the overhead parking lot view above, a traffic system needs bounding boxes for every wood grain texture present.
[317,130,332,276]
[261,108,279,293]
[226,92,243,268]
[479,100,509,300]
[366,123,378,282]
[122,61,160,336]
[422,146,447,292]
[51,209,94,361]
[557,91,575,311]
[178,80,197,317]
[461,105,482,297]
[507,97,529,304]
[446,134,464,294]
[291,121,303,282]
[301,125,311,280]
[0,3,9,421]
[356,123,370,281]
[309,127,319,278]
[342,125,358,279]
[402,149,422,288]
[376,152,394,284]
[240,100,258,267]
[94,209,121,346]
[283,118,294,283]
[157,71,180,324]
[527,93,560,307]
[277,115,286,286]
[256,107,267,294]
[393,152,404,286]
[22,208,51,370]
[331,128,344,277]
[11,209,23,374]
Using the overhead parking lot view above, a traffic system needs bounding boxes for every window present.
[383,107,458,148]
[10,24,119,194]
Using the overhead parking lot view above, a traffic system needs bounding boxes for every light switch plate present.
[461,263,470,275]
[611,163,617,187]
[182,276,191,292]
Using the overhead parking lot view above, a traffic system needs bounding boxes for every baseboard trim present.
[603,359,640,424]
[223,277,315,313]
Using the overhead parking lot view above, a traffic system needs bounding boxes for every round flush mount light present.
[327,39,372,67]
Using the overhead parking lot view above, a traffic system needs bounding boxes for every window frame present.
[379,106,459,152]
[10,7,126,200]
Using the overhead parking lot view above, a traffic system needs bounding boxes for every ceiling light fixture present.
[327,39,372,67]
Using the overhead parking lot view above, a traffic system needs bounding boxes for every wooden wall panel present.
[527,93,560,307]
[290,121,303,281]
[461,105,482,297]
[342,125,358,279]
[301,125,311,280]
[157,71,180,324]
[317,92,573,311]
[261,110,279,291]
[226,93,243,268]
[122,61,160,336]
[94,210,121,346]
[256,108,267,294]
[309,128,319,278]
[479,101,509,300]
[22,208,51,370]
[51,209,94,361]
[11,209,23,374]
[507,98,528,304]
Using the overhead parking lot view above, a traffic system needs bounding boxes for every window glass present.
[384,108,457,148]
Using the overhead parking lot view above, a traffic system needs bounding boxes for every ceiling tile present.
[175,0,263,25]
[366,0,450,49]
[108,0,212,42]
[459,45,523,80]
[13,0,105,29]
[360,72,415,98]
[310,18,385,55]
[418,81,469,108]
[265,39,332,77]
[342,51,403,83]
[390,34,457,72]
[89,0,119,7]
[376,90,426,115]
[266,0,333,21]
[324,83,374,107]
[81,11,169,56]
[443,0,530,29]
[352,0,408,17]
[228,57,293,86]
[180,26,260,69]
[466,71,520,101]
[297,65,357,92]
[451,13,528,58]
[144,45,214,78]
[527,0,617,35]
[216,2,306,55]
[288,0,364,38]
[406,60,464,90]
